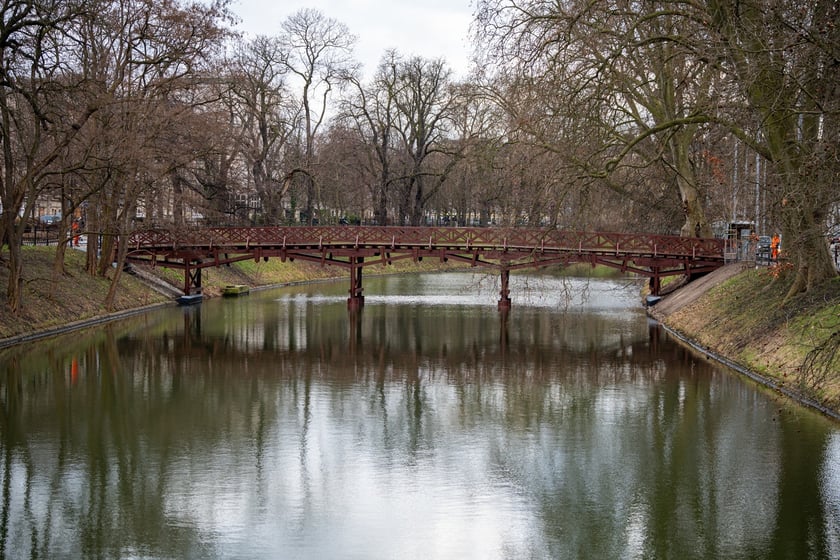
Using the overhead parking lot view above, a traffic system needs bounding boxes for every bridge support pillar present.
[348,256,365,310]
[649,268,661,296]
[498,267,512,311]
[183,261,202,295]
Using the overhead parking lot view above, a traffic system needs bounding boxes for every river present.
[1,272,838,559]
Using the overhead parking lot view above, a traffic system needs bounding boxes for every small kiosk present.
[725,221,755,262]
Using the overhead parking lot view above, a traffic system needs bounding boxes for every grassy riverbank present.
[0,246,457,341]
[651,265,840,414]
[0,247,171,340]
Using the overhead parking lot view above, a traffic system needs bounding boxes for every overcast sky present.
[230,0,476,80]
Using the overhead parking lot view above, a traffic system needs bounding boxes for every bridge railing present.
[127,226,726,260]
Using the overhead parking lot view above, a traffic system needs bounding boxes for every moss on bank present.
[658,267,840,412]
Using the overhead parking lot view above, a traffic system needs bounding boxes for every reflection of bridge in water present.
[126,226,726,309]
[115,308,689,378]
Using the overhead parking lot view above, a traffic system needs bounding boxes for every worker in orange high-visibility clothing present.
[771,234,780,260]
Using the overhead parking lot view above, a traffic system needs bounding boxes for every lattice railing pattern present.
[127,226,726,259]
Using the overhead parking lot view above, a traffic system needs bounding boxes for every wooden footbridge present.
[125,226,726,310]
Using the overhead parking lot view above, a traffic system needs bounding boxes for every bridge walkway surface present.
[125,226,727,310]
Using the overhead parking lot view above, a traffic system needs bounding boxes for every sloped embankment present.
[648,264,840,418]
[0,247,170,343]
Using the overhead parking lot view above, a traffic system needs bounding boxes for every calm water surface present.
[1,273,838,559]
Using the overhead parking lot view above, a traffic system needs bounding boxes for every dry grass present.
[0,246,169,339]
[663,267,840,410]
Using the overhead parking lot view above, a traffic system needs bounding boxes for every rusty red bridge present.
[125,226,726,310]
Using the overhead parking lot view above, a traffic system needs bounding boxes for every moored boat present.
[176,293,204,305]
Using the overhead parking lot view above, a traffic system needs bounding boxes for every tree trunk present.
[4,224,23,314]
[0,210,7,250]
[677,179,710,237]
[96,192,118,277]
[104,233,129,311]
[411,176,424,226]
[659,111,710,238]
[172,171,184,228]
[304,174,315,225]
[85,194,102,275]
[52,218,71,276]
[97,233,116,277]
[780,200,838,299]
[374,177,388,226]
[86,228,99,276]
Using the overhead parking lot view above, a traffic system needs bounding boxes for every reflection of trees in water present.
[0,328,215,558]
[0,306,836,558]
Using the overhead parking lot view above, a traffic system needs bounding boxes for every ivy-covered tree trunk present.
[777,179,838,297]
[671,128,712,238]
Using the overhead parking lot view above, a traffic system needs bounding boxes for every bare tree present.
[66,0,232,309]
[176,85,242,226]
[226,35,298,222]
[339,50,404,225]
[390,55,459,225]
[314,123,372,223]
[475,0,719,237]
[280,8,356,224]
[0,0,93,314]
[475,0,838,291]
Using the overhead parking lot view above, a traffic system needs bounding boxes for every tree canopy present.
[1,0,837,315]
